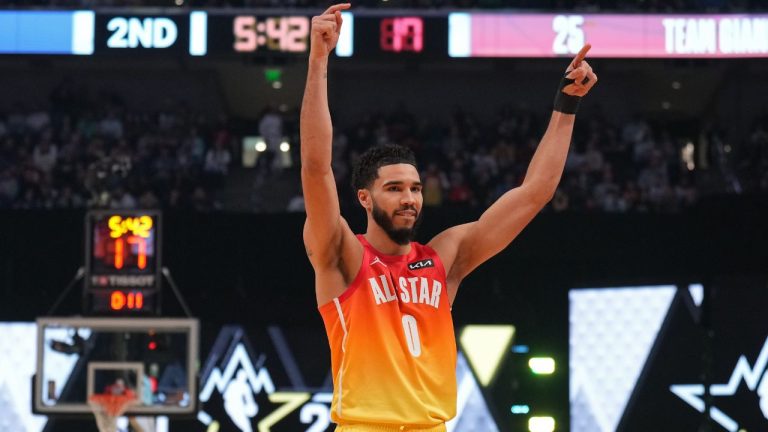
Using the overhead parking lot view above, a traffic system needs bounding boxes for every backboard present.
[34,317,198,416]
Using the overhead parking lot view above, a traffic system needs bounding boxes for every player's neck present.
[364,224,412,256]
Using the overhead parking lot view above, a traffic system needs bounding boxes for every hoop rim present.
[88,392,138,417]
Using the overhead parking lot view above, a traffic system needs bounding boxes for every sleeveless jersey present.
[318,235,457,427]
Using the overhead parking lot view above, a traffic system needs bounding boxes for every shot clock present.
[84,210,161,314]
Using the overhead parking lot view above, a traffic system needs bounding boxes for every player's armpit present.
[303,215,343,269]
[303,214,361,272]
[436,185,544,284]
[427,222,474,301]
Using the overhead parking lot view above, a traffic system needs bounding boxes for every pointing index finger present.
[571,43,592,68]
[322,3,351,15]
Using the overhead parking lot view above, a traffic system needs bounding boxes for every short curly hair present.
[351,144,417,191]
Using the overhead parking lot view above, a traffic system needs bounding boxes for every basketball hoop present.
[88,392,138,432]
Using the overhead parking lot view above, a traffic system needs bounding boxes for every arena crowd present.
[1,92,765,213]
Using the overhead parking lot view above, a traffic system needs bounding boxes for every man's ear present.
[357,188,371,210]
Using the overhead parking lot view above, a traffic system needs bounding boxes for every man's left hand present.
[562,44,598,97]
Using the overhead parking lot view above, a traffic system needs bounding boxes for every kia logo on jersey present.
[408,259,434,270]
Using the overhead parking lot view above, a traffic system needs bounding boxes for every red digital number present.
[380,17,424,53]
[127,291,143,309]
[111,291,126,310]
[113,235,147,270]
[110,291,144,311]
[114,238,124,269]
[127,236,147,270]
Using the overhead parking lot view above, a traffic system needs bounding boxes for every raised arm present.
[430,45,598,296]
[300,4,352,270]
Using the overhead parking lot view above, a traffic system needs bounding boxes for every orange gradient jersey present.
[319,235,457,426]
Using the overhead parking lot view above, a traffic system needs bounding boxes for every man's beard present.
[372,200,422,246]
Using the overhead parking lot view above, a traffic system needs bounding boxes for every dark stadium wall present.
[1,197,766,325]
[0,58,224,115]
[326,59,729,124]
[5,57,765,126]
[708,59,768,137]
[226,58,759,125]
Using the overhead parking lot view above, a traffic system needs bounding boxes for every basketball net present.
[88,392,138,432]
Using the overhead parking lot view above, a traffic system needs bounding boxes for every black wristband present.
[553,75,581,114]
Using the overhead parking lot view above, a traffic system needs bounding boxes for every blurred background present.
[0,0,767,431]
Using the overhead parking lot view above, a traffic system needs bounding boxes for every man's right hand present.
[309,3,351,60]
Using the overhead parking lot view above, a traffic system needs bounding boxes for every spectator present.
[593,167,623,212]
[331,132,350,186]
[422,163,449,207]
[32,137,58,174]
[551,188,570,212]
[638,150,670,201]
[138,190,161,208]
[584,140,604,173]
[56,185,85,208]
[447,171,473,205]
[204,140,232,187]
[286,192,306,212]
[7,103,27,135]
[99,110,124,140]
[0,168,19,205]
[26,105,50,133]
[191,186,216,212]
[258,106,283,151]
[109,187,137,209]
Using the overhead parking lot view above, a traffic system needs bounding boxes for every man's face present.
[366,164,423,245]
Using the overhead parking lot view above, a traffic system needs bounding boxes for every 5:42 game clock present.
[85,210,161,314]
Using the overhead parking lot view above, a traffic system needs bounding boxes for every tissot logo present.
[92,274,155,287]
[670,335,768,432]
[408,259,434,270]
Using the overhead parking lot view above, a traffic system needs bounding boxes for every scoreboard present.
[2,10,767,59]
[94,14,190,55]
[84,210,161,314]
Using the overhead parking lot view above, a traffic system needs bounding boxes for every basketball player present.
[301,4,597,431]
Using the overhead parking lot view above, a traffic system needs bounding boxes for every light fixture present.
[529,416,555,432]
[529,357,555,375]
[511,404,530,414]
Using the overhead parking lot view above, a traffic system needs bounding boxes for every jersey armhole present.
[422,244,448,281]
[422,243,452,310]
[317,247,369,312]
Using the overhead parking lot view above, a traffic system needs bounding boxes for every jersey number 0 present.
[402,314,422,357]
